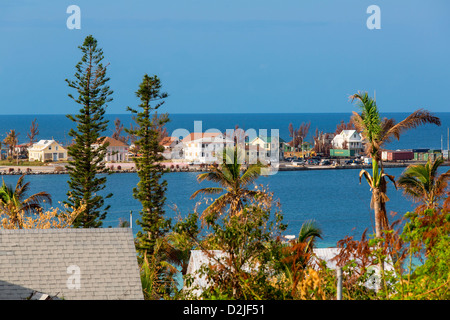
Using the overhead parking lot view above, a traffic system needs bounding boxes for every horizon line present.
[1,111,449,116]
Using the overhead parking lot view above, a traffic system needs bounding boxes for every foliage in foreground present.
[176,186,289,299]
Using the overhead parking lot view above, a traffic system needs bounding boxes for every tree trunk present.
[372,187,386,290]
[372,188,383,239]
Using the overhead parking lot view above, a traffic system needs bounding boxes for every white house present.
[331,130,364,155]
[248,136,284,161]
[182,132,234,164]
[93,136,129,162]
[244,144,266,164]
[28,140,68,162]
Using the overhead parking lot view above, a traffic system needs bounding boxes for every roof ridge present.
[0,228,133,234]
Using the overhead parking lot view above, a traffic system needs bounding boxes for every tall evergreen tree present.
[126,74,170,257]
[65,35,113,228]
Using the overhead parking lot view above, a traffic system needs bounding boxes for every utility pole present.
[337,267,343,300]
[130,210,132,229]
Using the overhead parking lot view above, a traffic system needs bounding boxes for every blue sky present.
[0,0,449,114]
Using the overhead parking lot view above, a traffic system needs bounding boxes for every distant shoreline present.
[1,160,448,176]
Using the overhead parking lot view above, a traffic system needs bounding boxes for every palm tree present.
[0,174,52,228]
[190,146,268,220]
[3,129,19,164]
[350,91,441,238]
[281,220,323,297]
[398,156,450,211]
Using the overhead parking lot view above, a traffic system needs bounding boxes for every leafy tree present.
[1,201,84,229]
[177,186,288,299]
[125,74,170,258]
[65,35,113,228]
[190,146,268,220]
[390,205,450,300]
[0,174,52,228]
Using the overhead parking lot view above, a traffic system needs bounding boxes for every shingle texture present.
[0,228,143,300]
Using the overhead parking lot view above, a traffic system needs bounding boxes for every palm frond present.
[190,187,224,200]
[240,164,265,187]
[386,109,441,141]
[381,172,397,190]
[398,157,449,209]
[350,111,366,133]
[200,193,230,220]
[359,169,374,187]
[196,170,232,189]
[298,220,323,244]
[378,117,397,145]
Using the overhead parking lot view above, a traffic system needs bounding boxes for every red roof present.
[160,136,177,146]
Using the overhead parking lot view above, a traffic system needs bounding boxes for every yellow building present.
[28,140,68,162]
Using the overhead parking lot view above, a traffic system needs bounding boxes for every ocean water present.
[0,167,418,248]
[1,112,449,151]
[0,113,449,247]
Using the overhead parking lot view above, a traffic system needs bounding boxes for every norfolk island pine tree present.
[126,74,170,258]
[64,35,113,228]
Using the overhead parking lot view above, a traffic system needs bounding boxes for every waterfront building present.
[182,132,234,164]
[27,139,68,162]
[331,130,364,156]
[160,136,183,159]
[248,136,285,161]
[93,136,129,162]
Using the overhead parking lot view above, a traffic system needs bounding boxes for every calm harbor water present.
[0,167,416,248]
[1,112,448,247]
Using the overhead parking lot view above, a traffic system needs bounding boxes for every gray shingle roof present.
[0,228,143,300]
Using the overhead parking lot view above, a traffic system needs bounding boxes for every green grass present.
[0,160,45,166]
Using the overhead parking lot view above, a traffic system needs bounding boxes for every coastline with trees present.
[0,34,450,301]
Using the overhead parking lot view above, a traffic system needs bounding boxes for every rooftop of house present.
[335,130,362,141]
[182,132,227,143]
[95,136,129,147]
[160,136,178,146]
[0,228,143,300]
[250,136,285,144]
[28,139,64,150]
